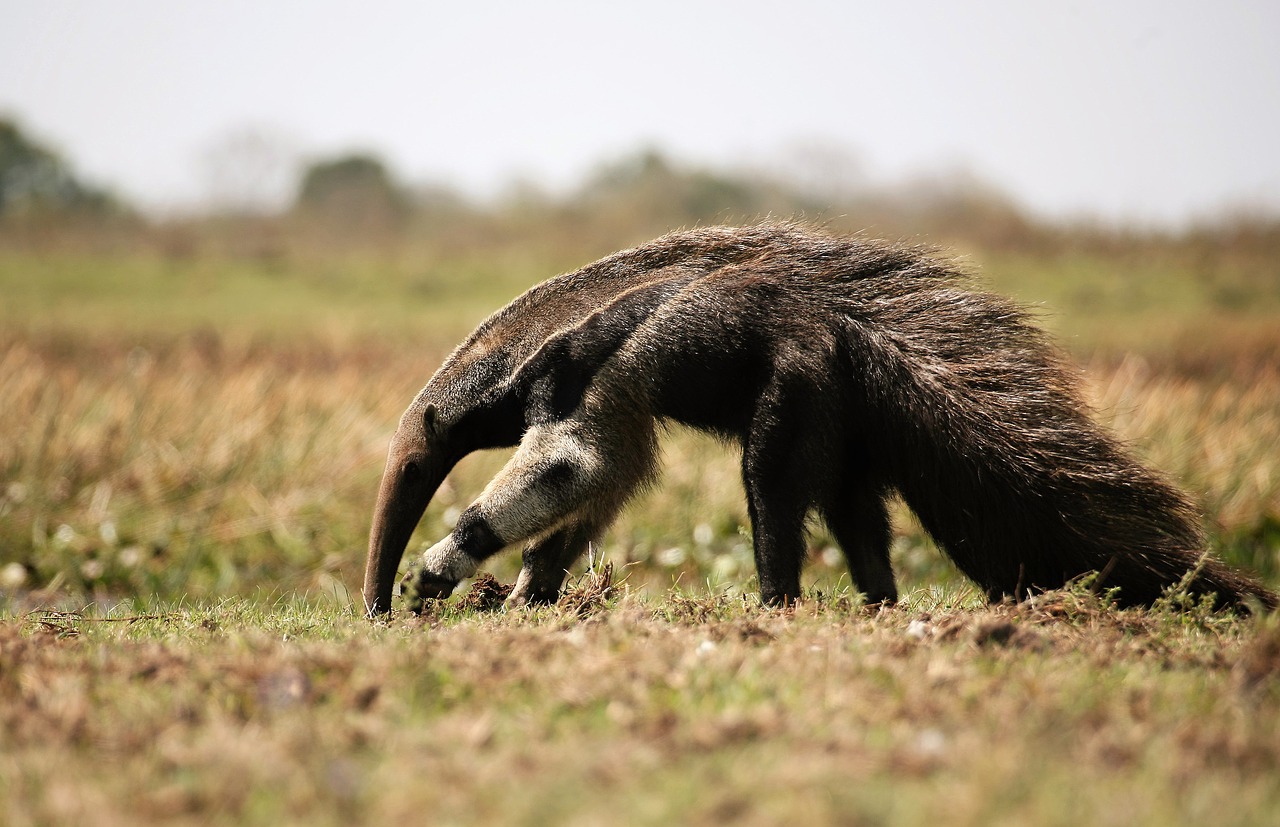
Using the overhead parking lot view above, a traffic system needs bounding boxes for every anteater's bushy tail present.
[843,274,1276,611]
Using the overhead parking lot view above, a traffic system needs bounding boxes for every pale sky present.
[3,0,1278,226]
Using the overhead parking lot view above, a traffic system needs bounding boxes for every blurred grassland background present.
[2,121,1279,612]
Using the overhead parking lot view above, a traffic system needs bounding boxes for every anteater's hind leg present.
[742,384,823,607]
[820,484,897,606]
[506,520,600,608]
[743,471,809,606]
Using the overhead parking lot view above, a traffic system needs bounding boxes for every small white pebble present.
[711,556,740,579]
[914,728,947,757]
[1,562,28,588]
[696,639,717,656]
[117,545,144,568]
[656,546,686,567]
[906,619,931,640]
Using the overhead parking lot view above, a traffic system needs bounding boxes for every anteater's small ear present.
[423,403,438,431]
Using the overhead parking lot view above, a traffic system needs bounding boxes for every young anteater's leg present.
[821,484,897,606]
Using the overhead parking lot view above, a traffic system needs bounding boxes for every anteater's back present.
[613,227,1272,609]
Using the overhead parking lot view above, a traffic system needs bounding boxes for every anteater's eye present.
[401,461,420,481]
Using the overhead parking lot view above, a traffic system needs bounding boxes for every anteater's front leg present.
[403,420,645,606]
[506,520,602,608]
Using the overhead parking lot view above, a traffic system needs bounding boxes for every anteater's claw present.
[400,568,458,612]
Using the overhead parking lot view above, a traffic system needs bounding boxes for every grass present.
[1,224,1278,824]
[3,330,1277,607]
[0,247,546,343]
[2,584,1279,826]
[977,247,1280,363]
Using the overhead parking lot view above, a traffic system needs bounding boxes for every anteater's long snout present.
[362,449,447,616]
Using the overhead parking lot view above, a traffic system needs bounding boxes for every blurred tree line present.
[0,118,118,218]
[3,115,1279,268]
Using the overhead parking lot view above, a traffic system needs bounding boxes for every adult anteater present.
[363,224,1275,615]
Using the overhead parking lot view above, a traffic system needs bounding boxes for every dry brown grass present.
[1084,355,1280,577]
[1,591,1277,826]
[1,329,1277,609]
[0,333,432,604]
[3,208,1278,826]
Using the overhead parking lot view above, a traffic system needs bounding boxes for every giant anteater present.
[363,224,1275,615]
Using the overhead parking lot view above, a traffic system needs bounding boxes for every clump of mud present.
[456,573,513,613]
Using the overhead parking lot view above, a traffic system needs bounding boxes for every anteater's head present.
[360,274,635,616]
[362,357,526,617]
[362,394,454,617]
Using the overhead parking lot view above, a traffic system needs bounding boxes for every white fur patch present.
[476,422,598,544]
[420,536,481,583]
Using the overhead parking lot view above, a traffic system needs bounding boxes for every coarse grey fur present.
[364,223,1276,616]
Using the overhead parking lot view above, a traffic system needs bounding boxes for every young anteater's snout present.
[362,223,1277,616]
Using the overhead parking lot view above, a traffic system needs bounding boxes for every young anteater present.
[363,224,1275,615]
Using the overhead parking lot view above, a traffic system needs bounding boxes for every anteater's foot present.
[861,587,899,610]
[760,591,801,609]
[400,567,457,613]
[503,590,560,611]
[504,566,563,610]
[861,596,898,614]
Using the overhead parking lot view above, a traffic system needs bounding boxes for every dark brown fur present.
[364,224,1276,615]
